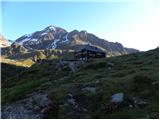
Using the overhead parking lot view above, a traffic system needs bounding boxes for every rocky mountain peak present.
[44,25,67,33]
[45,25,57,31]
[11,25,139,55]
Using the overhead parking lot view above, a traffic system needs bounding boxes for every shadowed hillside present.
[1,63,26,81]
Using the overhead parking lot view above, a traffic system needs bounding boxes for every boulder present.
[1,92,55,119]
[1,102,43,119]
[33,94,50,107]
[111,93,124,103]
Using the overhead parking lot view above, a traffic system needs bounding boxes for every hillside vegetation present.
[1,48,159,119]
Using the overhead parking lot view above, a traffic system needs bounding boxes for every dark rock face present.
[12,25,139,56]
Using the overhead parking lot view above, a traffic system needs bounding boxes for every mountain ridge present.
[12,25,139,56]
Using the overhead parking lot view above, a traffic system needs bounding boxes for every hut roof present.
[75,44,105,53]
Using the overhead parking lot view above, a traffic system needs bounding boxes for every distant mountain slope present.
[13,25,139,56]
[0,34,12,47]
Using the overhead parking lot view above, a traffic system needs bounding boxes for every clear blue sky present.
[1,0,159,51]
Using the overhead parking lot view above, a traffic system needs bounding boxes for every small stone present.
[40,107,50,114]
[34,106,40,111]
[95,80,100,84]
[74,104,79,109]
[132,97,148,108]
[107,62,114,67]
[152,81,158,88]
[59,103,68,108]
[146,115,150,118]
[66,93,73,99]
[67,98,76,105]
[81,87,96,93]
[129,104,133,108]
[137,101,148,108]
[108,67,112,70]
[82,108,88,112]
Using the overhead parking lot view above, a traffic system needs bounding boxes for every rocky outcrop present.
[1,92,54,119]
[55,60,85,72]
[1,42,28,57]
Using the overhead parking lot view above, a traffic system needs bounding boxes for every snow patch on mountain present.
[41,33,47,36]
[84,31,87,35]
[30,39,38,42]
[47,39,60,49]
[18,38,31,45]
[65,33,69,41]
[48,26,56,31]
[62,33,69,43]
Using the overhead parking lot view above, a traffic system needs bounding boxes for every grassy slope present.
[1,56,34,67]
[1,48,159,118]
